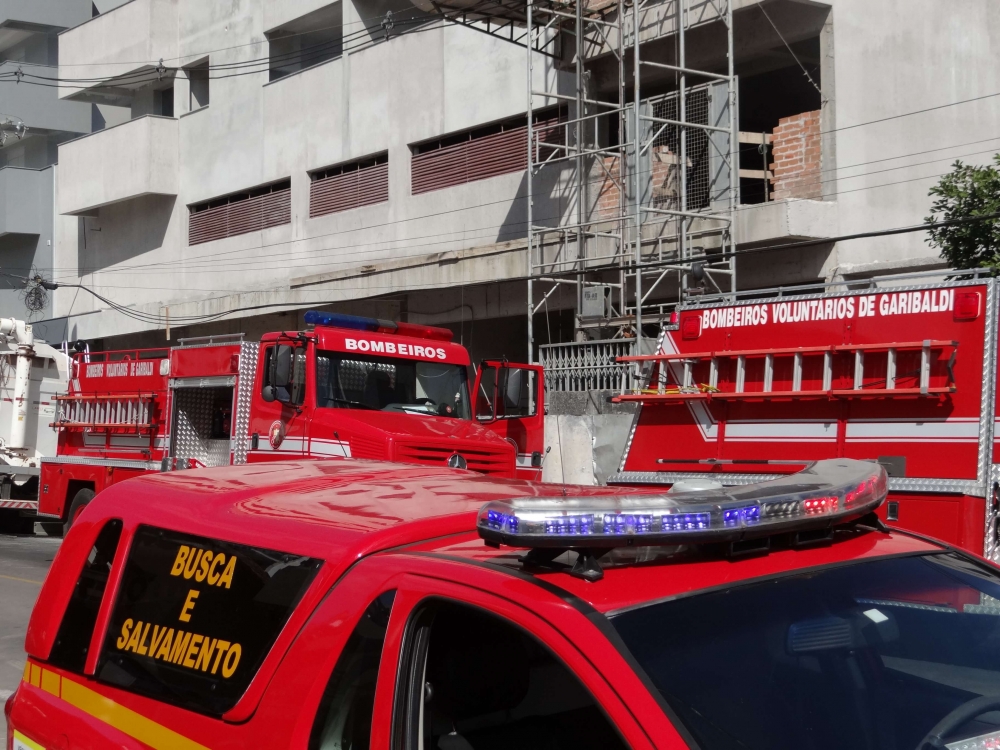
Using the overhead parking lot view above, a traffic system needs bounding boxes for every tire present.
[64,488,95,535]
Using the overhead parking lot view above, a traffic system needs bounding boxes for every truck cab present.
[248,312,545,479]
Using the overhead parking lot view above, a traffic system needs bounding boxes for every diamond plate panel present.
[232,341,259,466]
[171,386,233,468]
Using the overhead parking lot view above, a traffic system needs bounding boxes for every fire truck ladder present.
[614,340,957,402]
[52,393,158,433]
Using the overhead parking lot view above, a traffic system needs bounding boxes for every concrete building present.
[40,0,1000,360]
[0,0,130,332]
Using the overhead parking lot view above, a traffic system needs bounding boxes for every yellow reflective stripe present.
[13,730,46,750]
[28,663,40,687]
[24,664,210,750]
[22,661,29,681]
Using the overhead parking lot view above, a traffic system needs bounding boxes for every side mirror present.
[261,385,276,403]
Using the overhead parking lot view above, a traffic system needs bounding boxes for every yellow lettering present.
[155,628,174,661]
[218,556,236,589]
[195,550,211,583]
[170,546,190,577]
[116,618,134,649]
[183,635,203,668]
[125,620,144,653]
[170,631,191,664]
[179,589,200,623]
[210,640,230,675]
[136,623,152,656]
[222,643,241,678]
[148,625,165,657]
[194,637,216,672]
[207,552,225,585]
[183,549,202,580]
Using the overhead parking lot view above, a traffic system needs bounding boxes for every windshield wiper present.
[328,397,376,410]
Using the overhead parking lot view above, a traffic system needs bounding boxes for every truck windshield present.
[315,350,470,419]
[610,552,1000,750]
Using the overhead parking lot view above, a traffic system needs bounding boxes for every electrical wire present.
[22,210,1000,329]
[38,139,995,281]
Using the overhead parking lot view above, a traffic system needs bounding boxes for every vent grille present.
[310,158,389,218]
[394,441,512,475]
[411,115,562,195]
[189,182,291,245]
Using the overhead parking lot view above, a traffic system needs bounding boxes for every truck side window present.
[48,519,124,673]
[309,590,396,750]
[398,600,628,750]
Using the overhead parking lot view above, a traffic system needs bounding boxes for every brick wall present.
[592,147,683,221]
[769,110,821,201]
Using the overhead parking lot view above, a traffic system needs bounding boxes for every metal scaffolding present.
[524,0,737,361]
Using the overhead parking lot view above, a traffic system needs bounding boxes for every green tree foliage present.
[926,156,1000,270]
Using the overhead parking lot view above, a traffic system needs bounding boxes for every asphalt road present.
[0,531,61,738]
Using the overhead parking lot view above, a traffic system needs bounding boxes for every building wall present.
[818,0,1000,276]
[44,0,1000,344]
[51,0,570,340]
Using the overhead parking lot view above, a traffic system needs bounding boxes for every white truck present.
[0,318,70,532]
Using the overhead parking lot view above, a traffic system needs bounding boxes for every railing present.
[539,339,637,392]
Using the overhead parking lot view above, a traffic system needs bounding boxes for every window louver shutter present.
[189,183,291,246]
[310,161,388,218]
[411,117,561,195]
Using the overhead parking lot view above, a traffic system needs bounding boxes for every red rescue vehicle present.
[613,272,1000,560]
[38,311,544,529]
[13,456,1000,750]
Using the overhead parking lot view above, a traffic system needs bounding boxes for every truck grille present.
[394,441,511,475]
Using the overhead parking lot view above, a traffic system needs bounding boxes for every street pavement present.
[0,531,61,738]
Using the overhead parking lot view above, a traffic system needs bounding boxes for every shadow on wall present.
[496,164,568,244]
[77,194,176,275]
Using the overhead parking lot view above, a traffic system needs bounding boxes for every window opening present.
[48,519,124,673]
[316,350,469,418]
[97,526,322,716]
[309,590,396,750]
[268,3,344,82]
[187,60,209,110]
[398,600,628,750]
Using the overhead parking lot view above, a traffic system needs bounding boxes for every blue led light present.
[662,512,711,532]
[486,509,519,533]
[545,514,594,535]
[723,505,761,527]
[304,310,382,332]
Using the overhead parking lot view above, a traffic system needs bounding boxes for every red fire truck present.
[37,311,544,529]
[612,273,1000,560]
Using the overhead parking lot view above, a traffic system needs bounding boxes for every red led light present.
[803,497,836,515]
[392,322,454,342]
[681,315,702,340]
[954,291,981,321]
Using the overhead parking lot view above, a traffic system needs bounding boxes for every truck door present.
[472,360,545,480]
[249,340,310,460]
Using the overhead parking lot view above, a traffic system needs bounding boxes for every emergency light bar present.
[477,459,887,549]
[304,311,454,342]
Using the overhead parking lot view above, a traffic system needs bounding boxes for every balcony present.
[0,167,52,237]
[736,198,838,247]
[57,115,178,216]
[0,62,90,135]
[57,0,178,104]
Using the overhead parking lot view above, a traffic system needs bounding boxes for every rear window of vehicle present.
[97,525,322,715]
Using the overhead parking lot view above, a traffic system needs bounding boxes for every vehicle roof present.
[87,459,947,614]
[87,459,649,565]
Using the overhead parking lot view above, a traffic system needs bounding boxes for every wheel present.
[63,488,95,534]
